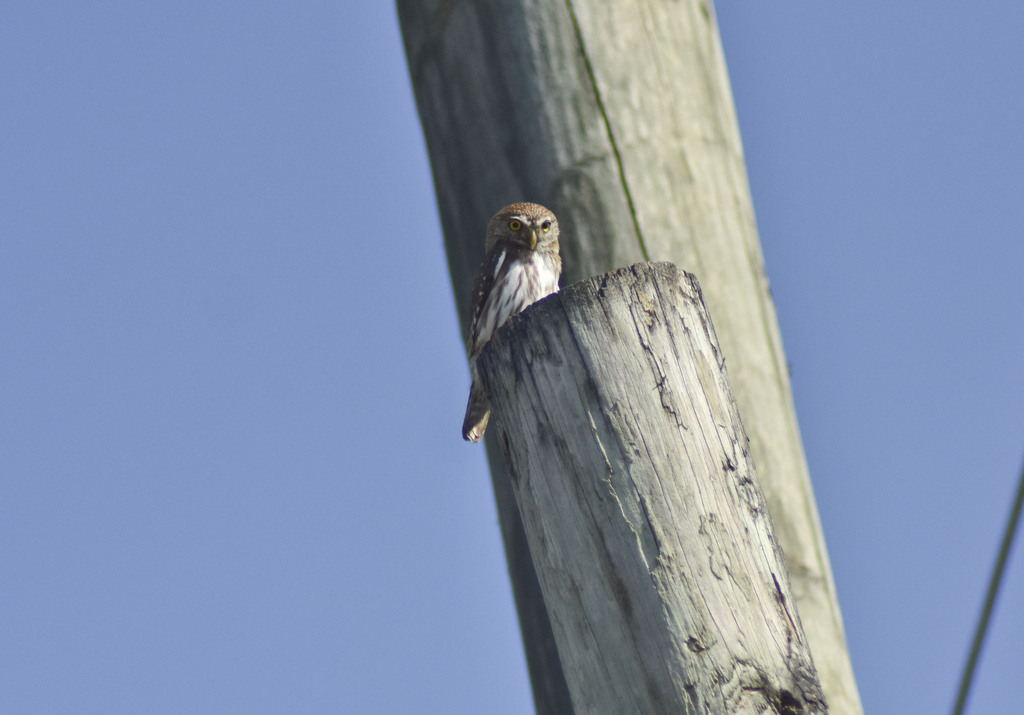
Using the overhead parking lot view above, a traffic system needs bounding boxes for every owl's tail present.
[462,382,491,442]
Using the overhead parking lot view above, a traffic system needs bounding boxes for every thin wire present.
[951,453,1024,715]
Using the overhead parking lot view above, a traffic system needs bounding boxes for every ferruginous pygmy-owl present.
[462,202,562,442]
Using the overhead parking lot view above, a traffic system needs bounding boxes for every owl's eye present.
[541,220,552,232]
[508,220,522,231]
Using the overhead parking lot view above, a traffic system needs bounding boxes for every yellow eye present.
[541,220,551,232]
[508,220,522,231]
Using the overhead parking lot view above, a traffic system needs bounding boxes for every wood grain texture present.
[478,263,826,714]
[397,1,860,711]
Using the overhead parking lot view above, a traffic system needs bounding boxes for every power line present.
[951,451,1024,715]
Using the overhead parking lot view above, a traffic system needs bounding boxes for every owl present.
[462,202,562,442]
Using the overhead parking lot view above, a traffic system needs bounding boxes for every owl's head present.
[486,202,559,253]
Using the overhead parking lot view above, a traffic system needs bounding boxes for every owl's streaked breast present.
[470,248,560,358]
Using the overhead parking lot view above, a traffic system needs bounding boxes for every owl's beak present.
[529,228,538,250]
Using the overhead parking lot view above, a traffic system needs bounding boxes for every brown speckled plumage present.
[462,202,562,442]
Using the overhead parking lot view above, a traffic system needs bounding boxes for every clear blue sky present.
[2,2,1022,713]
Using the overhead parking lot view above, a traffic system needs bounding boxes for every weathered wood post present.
[478,263,826,714]
[397,0,861,711]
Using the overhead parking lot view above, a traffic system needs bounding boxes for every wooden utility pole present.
[478,263,826,714]
[397,1,861,712]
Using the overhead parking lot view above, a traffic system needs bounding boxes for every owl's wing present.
[466,244,511,358]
